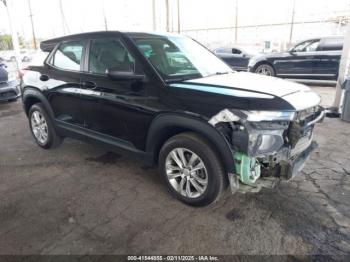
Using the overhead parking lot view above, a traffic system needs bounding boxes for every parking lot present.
[0,85,349,256]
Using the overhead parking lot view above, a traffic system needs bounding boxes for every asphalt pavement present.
[0,87,349,257]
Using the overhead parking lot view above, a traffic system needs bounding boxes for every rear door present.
[312,37,343,79]
[45,40,86,127]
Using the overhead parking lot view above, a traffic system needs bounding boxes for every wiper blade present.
[203,71,231,78]
[165,75,200,83]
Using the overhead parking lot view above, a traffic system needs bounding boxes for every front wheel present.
[254,63,275,76]
[159,132,226,206]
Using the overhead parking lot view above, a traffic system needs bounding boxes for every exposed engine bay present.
[209,107,325,192]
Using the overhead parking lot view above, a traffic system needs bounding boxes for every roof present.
[40,31,182,52]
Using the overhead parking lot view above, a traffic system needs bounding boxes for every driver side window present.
[293,40,320,52]
[88,38,136,75]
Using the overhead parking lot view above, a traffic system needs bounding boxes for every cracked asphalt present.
[0,86,349,257]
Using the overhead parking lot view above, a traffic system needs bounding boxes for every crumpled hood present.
[186,72,309,97]
[173,72,321,111]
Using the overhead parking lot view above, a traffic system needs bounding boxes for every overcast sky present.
[0,0,349,41]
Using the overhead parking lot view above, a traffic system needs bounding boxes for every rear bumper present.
[0,80,21,101]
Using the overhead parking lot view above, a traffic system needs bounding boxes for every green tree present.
[0,34,13,50]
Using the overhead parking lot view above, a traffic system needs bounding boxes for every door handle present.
[39,74,49,81]
[81,81,97,89]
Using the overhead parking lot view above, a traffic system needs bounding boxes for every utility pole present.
[165,0,169,32]
[102,0,108,30]
[152,0,156,31]
[27,0,37,49]
[1,0,22,69]
[234,0,238,44]
[289,0,296,44]
[177,0,180,33]
[332,21,350,111]
[59,0,69,35]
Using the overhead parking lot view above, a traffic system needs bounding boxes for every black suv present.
[248,37,343,80]
[22,31,324,206]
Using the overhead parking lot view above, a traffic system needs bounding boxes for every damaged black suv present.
[21,31,324,206]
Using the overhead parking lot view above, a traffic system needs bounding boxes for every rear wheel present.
[255,63,275,76]
[29,103,62,149]
[159,132,226,206]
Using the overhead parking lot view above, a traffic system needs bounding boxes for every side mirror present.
[288,48,295,54]
[106,69,146,81]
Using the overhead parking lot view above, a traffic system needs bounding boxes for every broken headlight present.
[240,110,296,122]
[209,109,293,156]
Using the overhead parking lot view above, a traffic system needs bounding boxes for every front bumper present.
[229,141,318,193]
[0,80,21,101]
[287,141,318,179]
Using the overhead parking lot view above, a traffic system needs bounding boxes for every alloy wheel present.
[256,65,273,76]
[165,148,208,198]
[31,111,49,144]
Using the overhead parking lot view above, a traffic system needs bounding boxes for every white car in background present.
[0,50,36,62]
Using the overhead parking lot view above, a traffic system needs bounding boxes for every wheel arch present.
[145,113,235,174]
[22,87,54,118]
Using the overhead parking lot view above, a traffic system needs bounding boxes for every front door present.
[275,39,320,77]
[79,37,153,149]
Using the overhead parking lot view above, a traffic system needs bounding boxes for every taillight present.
[18,69,27,81]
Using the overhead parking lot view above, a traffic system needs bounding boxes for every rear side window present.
[52,41,84,71]
[88,38,136,75]
[320,38,344,51]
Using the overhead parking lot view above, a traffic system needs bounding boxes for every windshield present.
[132,35,233,81]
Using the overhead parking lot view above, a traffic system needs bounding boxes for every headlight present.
[241,110,295,122]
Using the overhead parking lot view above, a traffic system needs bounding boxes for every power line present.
[181,17,350,33]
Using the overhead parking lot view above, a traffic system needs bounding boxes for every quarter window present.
[88,38,136,75]
[53,41,84,71]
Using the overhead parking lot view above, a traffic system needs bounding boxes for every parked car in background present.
[0,50,34,62]
[22,31,324,206]
[213,47,252,71]
[0,63,21,102]
[248,36,344,80]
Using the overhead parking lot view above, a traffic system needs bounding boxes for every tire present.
[8,98,17,102]
[254,63,275,76]
[159,132,226,206]
[28,103,63,149]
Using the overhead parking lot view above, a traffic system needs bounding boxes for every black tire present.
[159,132,226,207]
[254,63,275,76]
[28,103,63,149]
